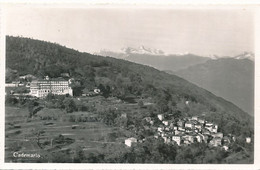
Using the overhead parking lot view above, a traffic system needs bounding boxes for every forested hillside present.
[6,36,253,140]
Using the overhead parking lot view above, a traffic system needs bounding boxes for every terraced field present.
[5,104,133,163]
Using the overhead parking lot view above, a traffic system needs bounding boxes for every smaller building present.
[178,127,185,132]
[210,137,222,147]
[212,132,223,139]
[223,136,231,144]
[191,116,198,121]
[157,114,164,121]
[195,124,202,131]
[205,122,213,126]
[125,137,137,147]
[174,130,180,135]
[172,135,181,145]
[162,120,169,126]
[183,134,194,143]
[157,126,164,133]
[198,118,205,124]
[165,127,170,131]
[185,121,194,129]
[222,145,229,151]
[94,88,101,94]
[246,137,251,143]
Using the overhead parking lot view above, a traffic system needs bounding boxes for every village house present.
[19,74,36,80]
[94,88,101,94]
[125,137,137,147]
[178,127,185,132]
[202,129,211,135]
[60,73,70,77]
[5,81,24,87]
[162,120,169,126]
[172,135,181,145]
[174,130,181,135]
[157,114,164,121]
[206,124,218,133]
[211,126,218,133]
[194,124,202,131]
[183,134,195,143]
[196,134,204,142]
[162,136,171,144]
[202,134,209,143]
[246,137,251,143]
[223,136,231,144]
[185,121,194,129]
[198,118,205,124]
[205,122,213,126]
[121,113,127,118]
[210,137,222,147]
[212,132,223,139]
[157,126,164,133]
[191,116,198,121]
[222,145,229,151]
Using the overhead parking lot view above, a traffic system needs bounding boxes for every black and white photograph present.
[0,1,259,169]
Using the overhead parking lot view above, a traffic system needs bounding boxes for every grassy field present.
[5,105,132,163]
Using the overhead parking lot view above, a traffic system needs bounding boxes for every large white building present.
[29,76,73,98]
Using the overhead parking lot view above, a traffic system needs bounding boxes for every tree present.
[5,95,18,105]
[63,98,76,113]
[27,100,39,118]
[138,100,144,108]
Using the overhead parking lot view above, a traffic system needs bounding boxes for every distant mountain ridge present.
[174,58,254,115]
[97,46,210,71]
[208,52,254,61]
[96,47,254,71]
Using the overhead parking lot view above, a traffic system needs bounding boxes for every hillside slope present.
[175,58,254,115]
[6,36,253,137]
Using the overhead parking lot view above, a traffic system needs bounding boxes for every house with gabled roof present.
[209,137,222,147]
[212,132,223,139]
[185,121,194,129]
[125,137,137,147]
[172,135,181,145]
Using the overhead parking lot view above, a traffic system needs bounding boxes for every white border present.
[0,1,260,170]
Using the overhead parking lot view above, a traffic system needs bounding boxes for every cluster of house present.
[154,114,234,150]
[125,114,248,151]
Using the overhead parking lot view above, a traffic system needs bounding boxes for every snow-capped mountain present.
[121,45,165,55]
[97,45,165,57]
[207,52,255,61]
[233,52,254,61]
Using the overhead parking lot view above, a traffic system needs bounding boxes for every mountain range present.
[97,47,210,71]
[97,46,254,115]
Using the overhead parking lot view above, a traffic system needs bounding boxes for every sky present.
[5,5,255,57]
